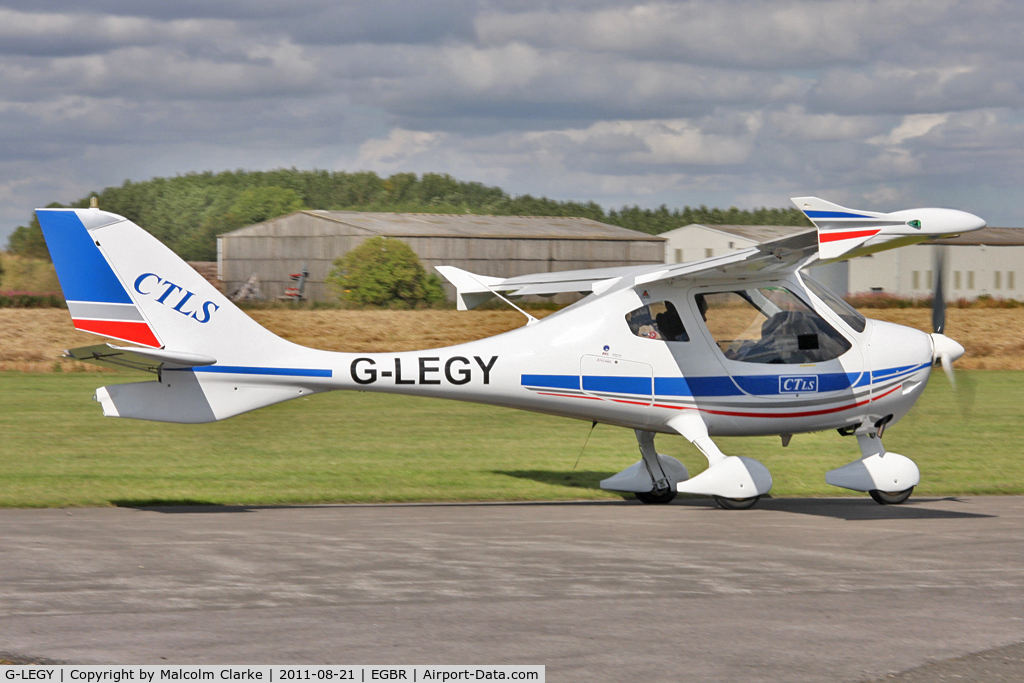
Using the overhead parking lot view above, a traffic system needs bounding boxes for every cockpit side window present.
[802,274,867,333]
[625,301,689,341]
[695,286,851,364]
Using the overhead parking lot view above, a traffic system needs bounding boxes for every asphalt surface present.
[2,496,1024,682]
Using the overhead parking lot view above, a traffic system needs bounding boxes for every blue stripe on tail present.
[36,210,133,304]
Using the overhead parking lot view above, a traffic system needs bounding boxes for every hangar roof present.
[659,223,810,243]
[931,227,1024,246]
[222,210,664,241]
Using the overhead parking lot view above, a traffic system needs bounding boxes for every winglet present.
[791,197,888,261]
[791,197,985,263]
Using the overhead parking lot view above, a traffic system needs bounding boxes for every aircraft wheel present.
[714,495,760,510]
[635,488,677,505]
[869,486,914,505]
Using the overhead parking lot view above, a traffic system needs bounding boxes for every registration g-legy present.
[36,196,985,509]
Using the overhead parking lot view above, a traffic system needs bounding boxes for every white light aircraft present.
[37,197,985,509]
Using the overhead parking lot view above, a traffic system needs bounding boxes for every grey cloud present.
[4,0,1024,233]
[278,0,479,46]
[326,43,812,129]
[0,1,333,22]
[474,0,950,69]
[810,62,1024,115]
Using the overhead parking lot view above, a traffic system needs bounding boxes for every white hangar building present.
[660,223,1024,299]
[218,211,666,302]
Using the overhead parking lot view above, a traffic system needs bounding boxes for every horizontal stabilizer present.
[95,370,315,423]
[65,343,216,374]
[437,264,635,307]
[435,266,502,310]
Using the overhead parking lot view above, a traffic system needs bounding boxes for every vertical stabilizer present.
[36,208,297,363]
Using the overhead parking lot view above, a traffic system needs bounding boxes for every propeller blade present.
[931,332,965,392]
[955,369,977,421]
[932,245,947,334]
[940,352,956,390]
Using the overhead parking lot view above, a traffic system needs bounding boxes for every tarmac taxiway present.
[2,496,1023,682]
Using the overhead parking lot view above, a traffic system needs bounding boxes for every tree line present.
[7,169,811,261]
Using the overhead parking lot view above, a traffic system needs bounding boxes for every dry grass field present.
[1,306,1022,371]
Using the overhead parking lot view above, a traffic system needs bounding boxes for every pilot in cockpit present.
[696,287,851,365]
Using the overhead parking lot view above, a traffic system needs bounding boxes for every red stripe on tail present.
[73,319,161,348]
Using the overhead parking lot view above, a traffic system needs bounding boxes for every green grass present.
[0,371,1020,508]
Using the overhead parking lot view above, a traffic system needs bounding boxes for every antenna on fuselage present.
[572,421,599,472]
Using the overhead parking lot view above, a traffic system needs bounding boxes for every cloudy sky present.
[3,0,1024,243]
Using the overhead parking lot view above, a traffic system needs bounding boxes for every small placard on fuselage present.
[779,375,819,394]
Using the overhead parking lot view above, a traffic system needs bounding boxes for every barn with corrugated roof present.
[217,211,665,301]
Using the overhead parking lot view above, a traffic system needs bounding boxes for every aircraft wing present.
[633,228,819,285]
[437,229,817,309]
[64,343,217,374]
[437,196,985,308]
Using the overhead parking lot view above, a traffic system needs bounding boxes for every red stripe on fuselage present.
[73,318,161,348]
[819,229,881,243]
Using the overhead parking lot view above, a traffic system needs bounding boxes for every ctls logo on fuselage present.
[779,375,818,394]
[134,273,219,323]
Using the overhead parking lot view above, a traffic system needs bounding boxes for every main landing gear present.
[713,495,761,510]
[599,415,773,509]
[826,433,920,505]
[599,429,688,505]
[869,487,915,505]
[669,412,772,509]
[636,489,678,505]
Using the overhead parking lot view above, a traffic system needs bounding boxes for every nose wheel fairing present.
[826,433,920,500]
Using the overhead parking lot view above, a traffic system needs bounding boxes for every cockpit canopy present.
[625,285,853,365]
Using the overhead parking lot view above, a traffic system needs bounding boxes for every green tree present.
[176,186,304,261]
[6,203,65,260]
[224,186,304,226]
[32,169,813,261]
[327,237,446,308]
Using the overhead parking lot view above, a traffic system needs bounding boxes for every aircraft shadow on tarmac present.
[494,471,995,521]
[495,469,621,492]
[111,499,259,512]
[109,487,995,521]
[752,497,996,521]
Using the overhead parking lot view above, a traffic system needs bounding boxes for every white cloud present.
[356,129,448,168]
[868,113,951,146]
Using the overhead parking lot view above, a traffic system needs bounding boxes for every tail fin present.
[37,207,291,360]
[37,208,329,423]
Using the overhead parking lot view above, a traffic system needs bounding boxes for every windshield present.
[801,274,866,333]
[695,286,852,364]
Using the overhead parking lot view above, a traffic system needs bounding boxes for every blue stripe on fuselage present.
[582,375,652,395]
[523,365,923,398]
[183,366,333,377]
[522,374,580,390]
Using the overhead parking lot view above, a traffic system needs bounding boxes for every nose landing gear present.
[826,433,920,505]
